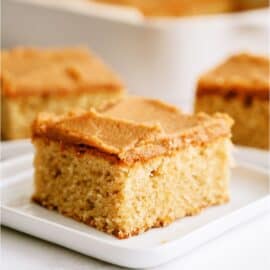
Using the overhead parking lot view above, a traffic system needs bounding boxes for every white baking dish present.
[3,0,269,108]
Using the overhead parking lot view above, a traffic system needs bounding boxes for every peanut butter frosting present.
[197,53,270,100]
[32,97,233,164]
[1,47,124,98]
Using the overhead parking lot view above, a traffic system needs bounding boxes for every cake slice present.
[1,47,124,140]
[32,97,233,239]
[94,0,269,16]
[235,0,269,11]
[93,0,234,17]
[195,53,269,150]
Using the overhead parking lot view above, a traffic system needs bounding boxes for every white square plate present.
[1,154,270,268]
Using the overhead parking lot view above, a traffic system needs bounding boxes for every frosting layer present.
[1,47,124,98]
[32,97,233,164]
[197,53,270,100]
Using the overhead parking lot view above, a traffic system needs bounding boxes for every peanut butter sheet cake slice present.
[32,97,233,239]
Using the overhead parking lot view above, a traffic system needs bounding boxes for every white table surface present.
[2,212,270,270]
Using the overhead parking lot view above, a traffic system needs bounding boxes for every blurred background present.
[3,0,269,111]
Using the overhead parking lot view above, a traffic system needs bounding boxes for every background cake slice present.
[32,97,233,239]
[93,0,234,17]
[235,0,269,11]
[195,53,269,150]
[93,0,268,16]
[1,47,124,140]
